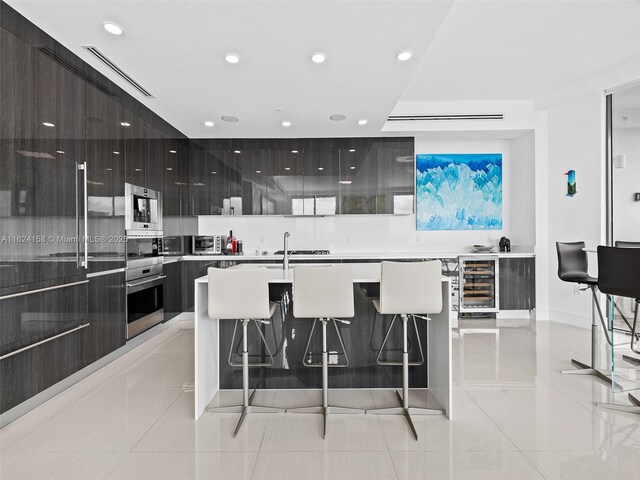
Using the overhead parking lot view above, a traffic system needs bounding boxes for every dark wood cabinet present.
[85,84,126,273]
[87,272,126,363]
[0,280,89,413]
[163,260,182,320]
[499,257,536,311]
[187,138,414,216]
[145,123,163,192]
[124,113,146,187]
[0,28,87,289]
[181,260,215,312]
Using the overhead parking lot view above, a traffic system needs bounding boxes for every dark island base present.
[217,284,429,390]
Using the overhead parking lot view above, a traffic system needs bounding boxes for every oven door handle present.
[126,275,166,292]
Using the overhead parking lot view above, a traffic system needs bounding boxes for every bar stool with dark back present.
[367,260,445,440]
[556,241,620,389]
[614,241,640,367]
[206,267,284,436]
[288,264,363,438]
[595,246,640,414]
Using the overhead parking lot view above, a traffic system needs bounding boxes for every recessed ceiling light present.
[358,119,368,126]
[225,53,240,64]
[311,52,326,64]
[282,121,292,127]
[329,114,347,121]
[234,150,241,154]
[396,50,413,61]
[211,171,217,174]
[204,121,214,127]
[169,150,177,154]
[339,180,352,185]
[103,22,123,36]
[349,149,356,152]
[221,115,239,122]
[291,150,298,154]
[350,166,356,170]
[42,122,55,127]
[318,167,324,171]
[120,122,130,127]
[166,167,173,171]
[113,151,120,155]
[284,167,291,171]
[256,170,261,174]
[56,150,64,154]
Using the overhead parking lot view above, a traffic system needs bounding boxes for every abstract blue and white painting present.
[416,153,502,230]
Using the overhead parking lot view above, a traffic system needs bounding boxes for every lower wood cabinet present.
[499,257,536,311]
[163,261,182,321]
[87,272,126,364]
[0,280,90,413]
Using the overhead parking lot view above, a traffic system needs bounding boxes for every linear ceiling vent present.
[82,46,155,98]
[36,46,119,97]
[387,114,504,122]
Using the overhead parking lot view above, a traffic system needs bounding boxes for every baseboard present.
[0,315,184,428]
[496,310,533,319]
[547,309,591,329]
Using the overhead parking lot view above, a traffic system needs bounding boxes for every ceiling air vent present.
[82,46,155,98]
[36,46,119,97]
[387,114,504,122]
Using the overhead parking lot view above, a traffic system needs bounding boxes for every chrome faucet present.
[283,232,291,270]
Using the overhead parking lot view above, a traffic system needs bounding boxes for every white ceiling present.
[5,0,454,137]
[401,0,640,102]
[6,0,640,138]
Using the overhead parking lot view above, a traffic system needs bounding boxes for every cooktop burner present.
[274,249,331,255]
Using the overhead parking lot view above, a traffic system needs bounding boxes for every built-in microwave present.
[125,183,163,236]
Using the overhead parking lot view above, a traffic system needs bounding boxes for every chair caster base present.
[562,359,623,391]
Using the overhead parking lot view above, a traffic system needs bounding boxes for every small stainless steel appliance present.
[126,236,164,339]
[162,235,185,255]
[192,235,223,255]
[125,183,163,236]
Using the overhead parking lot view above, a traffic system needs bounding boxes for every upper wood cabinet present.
[188,137,414,216]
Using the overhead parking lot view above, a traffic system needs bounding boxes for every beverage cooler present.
[458,255,499,315]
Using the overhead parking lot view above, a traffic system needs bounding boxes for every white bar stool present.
[206,267,284,436]
[289,264,364,438]
[367,260,444,440]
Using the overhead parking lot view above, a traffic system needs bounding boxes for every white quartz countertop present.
[195,262,452,284]
[177,247,534,262]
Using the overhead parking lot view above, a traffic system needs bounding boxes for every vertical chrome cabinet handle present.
[75,162,81,268]
[83,161,88,268]
[77,162,88,268]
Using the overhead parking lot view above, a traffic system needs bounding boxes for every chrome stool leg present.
[288,318,363,439]
[561,288,623,391]
[367,314,443,440]
[596,393,640,415]
[207,319,284,437]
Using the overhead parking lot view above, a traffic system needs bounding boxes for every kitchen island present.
[193,262,452,420]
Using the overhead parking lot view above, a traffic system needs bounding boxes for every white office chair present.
[367,260,444,440]
[289,264,363,438]
[206,267,284,436]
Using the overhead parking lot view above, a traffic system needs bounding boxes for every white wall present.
[198,136,536,256]
[508,131,536,246]
[612,128,640,242]
[546,93,606,327]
